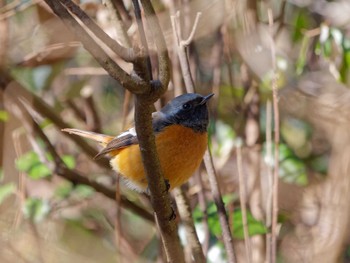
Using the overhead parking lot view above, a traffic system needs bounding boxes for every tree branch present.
[134,96,185,263]
[0,69,109,168]
[60,0,135,62]
[204,151,236,263]
[174,187,205,263]
[44,0,149,95]
[42,1,185,261]
[140,0,170,93]
[5,89,154,223]
[132,0,153,81]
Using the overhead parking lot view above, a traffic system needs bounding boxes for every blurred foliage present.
[0,182,16,205]
[193,195,266,241]
[231,209,267,239]
[23,197,50,222]
[15,150,76,179]
[16,151,51,179]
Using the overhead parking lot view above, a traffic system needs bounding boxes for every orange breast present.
[110,125,208,191]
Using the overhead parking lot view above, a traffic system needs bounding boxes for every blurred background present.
[1,0,350,262]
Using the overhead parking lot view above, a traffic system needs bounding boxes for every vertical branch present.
[196,171,210,256]
[42,1,184,261]
[133,2,184,262]
[174,187,206,263]
[204,151,236,263]
[0,0,8,168]
[268,9,280,263]
[171,8,236,261]
[236,143,252,263]
[140,0,170,90]
[134,98,185,263]
[171,11,202,92]
[132,0,153,81]
[104,0,131,48]
[265,100,273,263]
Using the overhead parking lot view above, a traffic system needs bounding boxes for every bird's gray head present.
[154,93,214,133]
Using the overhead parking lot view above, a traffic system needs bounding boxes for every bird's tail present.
[62,128,114,147]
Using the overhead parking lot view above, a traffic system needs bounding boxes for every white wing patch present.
[117,127,137,138]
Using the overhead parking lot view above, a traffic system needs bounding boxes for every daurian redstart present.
[63,93,213,192]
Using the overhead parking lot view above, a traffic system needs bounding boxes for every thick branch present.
[134,97,185,263]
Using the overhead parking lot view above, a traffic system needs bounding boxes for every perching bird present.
[62,93,213,192]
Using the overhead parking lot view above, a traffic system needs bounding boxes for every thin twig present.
[60,0,134,62]
[195,171,210,256]
[274,0,287,39]
[180,12,202,46]
[204,151,236,263]
[236,143,252,263]
[110,0,132,26]
[11,128,26,229]
[265,100,273,263]
[121,90,132,130]
[44,0,149,95]
[174,187,206,263]
[170,9,209,261]
[132,0,153,81]
[140,0,170,92]
[268,9,280,263]
[0,72,109,168]
[104,0,131,48]
[171,11,202,93]
[66,99,86,123]
[0,0,8,67]
[0,0,43,20]
[84,95,102,133]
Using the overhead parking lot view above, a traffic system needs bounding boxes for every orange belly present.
[110,125,207,191]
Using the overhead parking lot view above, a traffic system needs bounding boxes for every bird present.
[62,93,214,193]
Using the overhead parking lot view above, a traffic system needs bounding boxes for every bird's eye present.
[182,103,192,110]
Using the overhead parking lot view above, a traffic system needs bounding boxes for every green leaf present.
[73,185,95,199]
[0,110,9,122]
[62,155,76,169]
[193,195,238,237]
[232,209,267,239]
[23,198,50,222]
[0,183,16,204]
[28,163,51,179]
[16,151,40,172]
[16,151,52,179]
[292,11,310,42]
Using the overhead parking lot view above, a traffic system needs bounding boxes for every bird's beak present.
[200,93,214,105]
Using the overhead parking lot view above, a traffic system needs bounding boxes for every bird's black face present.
[157,93,214,133]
